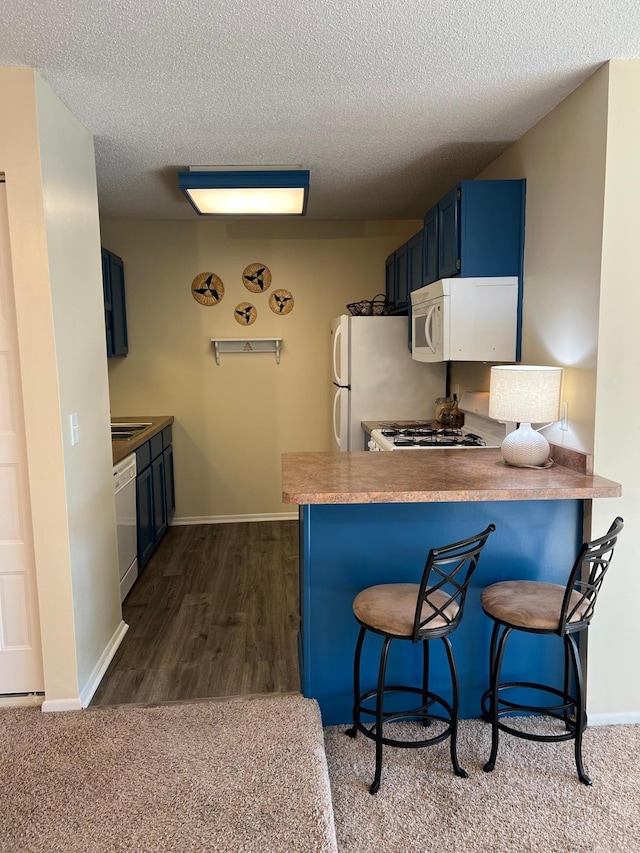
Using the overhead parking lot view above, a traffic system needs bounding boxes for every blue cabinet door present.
[438,186,461,278]
[457,179,526,278]
[407,231,423,351]
[108,253,128,356]
[422,205,438,286]
[407,231,422,292]
[101,248,128,357]
[163,445,175,521]
[152,453,167,542]
[385,253,395,306]
[136,465,155,569]
[394,242,409,310]
[102,249,114,357]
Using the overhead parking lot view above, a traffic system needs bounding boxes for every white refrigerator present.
[331,315,447,451]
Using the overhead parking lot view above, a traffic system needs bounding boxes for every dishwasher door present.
[114,453,138,603]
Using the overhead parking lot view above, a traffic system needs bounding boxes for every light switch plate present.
[70,412,79,445]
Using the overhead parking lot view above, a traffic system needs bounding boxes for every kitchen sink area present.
[110,422,152,440]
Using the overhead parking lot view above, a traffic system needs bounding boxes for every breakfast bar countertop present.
[111,415,174,464]
[281,448,621,505]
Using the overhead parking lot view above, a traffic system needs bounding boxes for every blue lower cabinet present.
[152,454,168,542]
[135,426,174,570]
[136,466,155,569]
[163,445,175,521]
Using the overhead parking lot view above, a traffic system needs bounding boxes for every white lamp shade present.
[489,366,562,423]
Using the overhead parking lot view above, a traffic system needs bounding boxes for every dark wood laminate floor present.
[90,521,300,706]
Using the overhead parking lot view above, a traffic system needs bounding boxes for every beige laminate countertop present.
[111,415,174,465]
[281,449,621,505]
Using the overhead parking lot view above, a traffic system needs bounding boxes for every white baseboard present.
[78,619,129,709]
[589,711,640,726]
[0,693,44,709]
[41,696,82,713]
[172,512,298,525]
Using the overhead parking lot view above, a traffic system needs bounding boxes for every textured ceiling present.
[1,0,639,221]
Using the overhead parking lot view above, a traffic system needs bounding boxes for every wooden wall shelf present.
[211,338,283,365]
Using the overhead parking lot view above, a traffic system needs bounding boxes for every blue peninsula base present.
[298,500,583,726]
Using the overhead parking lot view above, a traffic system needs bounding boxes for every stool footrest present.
[352,685,454,749]
[482,680,585,743]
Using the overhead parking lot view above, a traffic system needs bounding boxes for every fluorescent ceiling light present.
[178,167,310,216]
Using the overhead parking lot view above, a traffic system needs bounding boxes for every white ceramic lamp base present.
[500,422,551,467]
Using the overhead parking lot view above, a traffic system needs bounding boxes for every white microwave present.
[410,277,518,363]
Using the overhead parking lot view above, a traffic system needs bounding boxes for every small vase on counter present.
[448,394,465,428]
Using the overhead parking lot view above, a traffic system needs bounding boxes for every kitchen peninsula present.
[282,447,621,725]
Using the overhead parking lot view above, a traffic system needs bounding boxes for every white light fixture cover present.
[178,166,309,216]
[489,365,563,467]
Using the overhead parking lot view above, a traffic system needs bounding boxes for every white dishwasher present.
[114,453,138,603]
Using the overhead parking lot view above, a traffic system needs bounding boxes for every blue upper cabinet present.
[386,230,423,315]
[392,179,526,302]
[422,205,438,286]
[102,248,128,357]
[437,180,525,279]
[394,242,409,309]
[407,231,422,293]
[437,187,461,277]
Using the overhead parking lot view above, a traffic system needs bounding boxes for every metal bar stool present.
[345,524,495,794]
[481,516,623,785]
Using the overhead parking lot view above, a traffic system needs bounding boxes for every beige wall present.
[589,60,640,717]
[455,61,640,718]
[103,218,420,519]
[0,68,121,708]
[452,66,609,455]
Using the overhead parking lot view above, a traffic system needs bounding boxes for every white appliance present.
[411,277,518,363]
[368,391,507,451]
[114,453,138,603]
[331,315,446,451]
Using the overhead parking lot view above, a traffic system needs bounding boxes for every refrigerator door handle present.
[332,323,343,385]
[332,387,341,448]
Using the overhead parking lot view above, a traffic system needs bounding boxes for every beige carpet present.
[0,695,337,853]
[324,717,640,853]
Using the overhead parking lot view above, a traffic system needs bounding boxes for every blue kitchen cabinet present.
[407,230,423,349]
[151,453,168,543]
[407,231,423,291]
[163,443,176,521]
[394,242,409,310]
[136,465,155,568]
[422,205,438,286]
[102,248,128,357]
[388,179,525,329]
[385,253,395,308]
[387,230,423,318]
[436,179,526,280]
[136,425,174,570]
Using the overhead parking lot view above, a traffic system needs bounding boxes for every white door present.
[0,182,44,693]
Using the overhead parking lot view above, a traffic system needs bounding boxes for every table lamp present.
[489,365,563,467]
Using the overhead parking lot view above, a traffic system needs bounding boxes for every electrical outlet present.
[560,402,568,431]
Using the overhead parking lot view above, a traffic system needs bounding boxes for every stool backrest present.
[413,523,495,641]
[560,516,624,634]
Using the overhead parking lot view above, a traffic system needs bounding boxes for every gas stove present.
[368,392,507,451]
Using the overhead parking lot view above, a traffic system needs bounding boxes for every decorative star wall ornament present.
[242,262,272,293]
[191,272,224,305]
[234,302,257,325]
[269,288,294,315]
